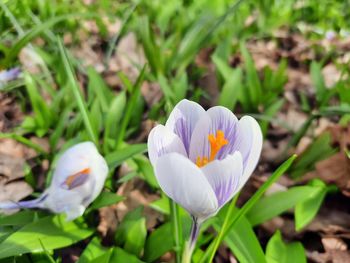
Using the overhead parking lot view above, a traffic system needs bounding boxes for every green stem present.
[182,217,201,263]
[170,200,182,263]
[208,194,240,261]
[182,242,193,263]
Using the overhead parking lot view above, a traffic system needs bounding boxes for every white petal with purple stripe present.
[166,99,206,154]
[148,124,187,166]
[201,151,243,207]
[155,153,219,219]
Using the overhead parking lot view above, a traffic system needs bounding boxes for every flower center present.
[196,130,228,167]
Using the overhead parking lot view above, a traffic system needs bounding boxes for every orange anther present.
[65,168,91,187]
[208,130,228,161]
[196,130,228,167]
[196,156,209,167]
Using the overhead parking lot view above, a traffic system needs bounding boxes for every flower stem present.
[207,194,239,262]
[182,217,201,263]
[170,200,182,263]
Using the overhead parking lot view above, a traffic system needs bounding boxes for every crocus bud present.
[0,142,108,221]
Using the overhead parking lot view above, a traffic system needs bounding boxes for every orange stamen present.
[196,130,228,167]
[65,168,91,187]
[196,156,209,168]
[208,130,228,161]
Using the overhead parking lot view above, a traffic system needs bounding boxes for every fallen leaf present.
[322,64,341,87]
[307,237,350,263]
[0,94,23,132]
[0,181,32,205]
[304,153,350,196]
[328,125,350,151]
[303,125,350,196]
[322,237,347,252]
[0,138,38,159]
[108,32,146,81]
[141,82,162,108]
[0,153,25,181]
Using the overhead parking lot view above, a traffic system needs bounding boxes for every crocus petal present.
[46,141,108,219]
[165,99,206,154]
[207,107,239,159]
[0,197,45,210]
[201,152,243,207]
[189,106,238,162]
[52,142,105,186]
[0,68,21,83]
[155,153,218,219]
[64,205,85,221]
[148,125,187,166]
[188,114,211,163]
[234,116,263,188]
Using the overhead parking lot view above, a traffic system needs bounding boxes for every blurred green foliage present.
[0,0,349,262]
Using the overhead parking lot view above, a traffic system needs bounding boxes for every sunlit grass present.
[0,0,349,262]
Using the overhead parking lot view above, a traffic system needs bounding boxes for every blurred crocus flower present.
[0,67,21,87]
[0,142,108,221]
[148,99,262,222]
[325,30,336,41]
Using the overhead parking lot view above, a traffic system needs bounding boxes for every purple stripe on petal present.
[154,132,184,158]
[231,134,253,168]
[166,100,206,155]
[201,152,243,208]
[212,117,238,160]
[206,108,255,169]
[69,173,90,189]
[174,117,191,154]
[148,125,187,166]
[189,107,256,171]
[214,174,240,207]
[155,153,219,219]
[188,114,211,163]
[206,107,239,160]
[228,117,258,171]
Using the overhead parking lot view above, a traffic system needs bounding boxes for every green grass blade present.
[1,13,98,67]
[266,231,306,263]
[87,67,112,113]
[103,91,126,154]
[58,38,98,145]
[137,17,162,76]
[246,185,320,226]
[202,154,297,263]
[0,215,93,259]
[115,65,146,148]
[105,143,147,170]
[105,2,138,65]
[213,215,266,263]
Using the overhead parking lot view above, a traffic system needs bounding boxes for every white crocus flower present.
[147,99,262,257]
[0,142,108,221]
